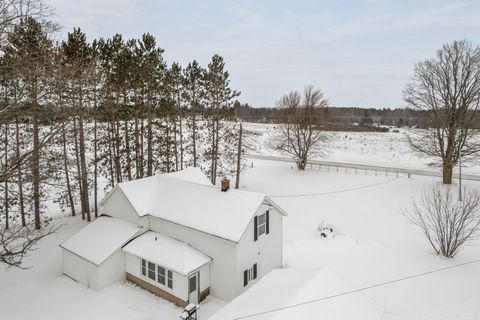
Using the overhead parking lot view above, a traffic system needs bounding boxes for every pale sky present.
[45,0,480,108]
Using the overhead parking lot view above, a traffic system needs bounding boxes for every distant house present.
[60,167,287,306]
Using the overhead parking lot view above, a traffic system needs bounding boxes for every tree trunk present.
[124,118,132,180]
[79,85,91,221]
[73,117,84,220]
[4,123,9,230]
[442,161,453,184]
[62,122,76,216]
[32,80,41,230]
[140,117,145,178]
[235,123,242,189]
[192,102,197,167]
[93,110,98,218]
[15,117,26,226]
[147,113,153,176]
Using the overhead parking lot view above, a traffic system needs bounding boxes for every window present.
[148,262,156,280]
[254,210,269,241]
[141,259,146,276]
[157,266,165,285]
[243,263,258,287]
[258,213,266,236]
[140,259,174,290]
[167,270,173,289]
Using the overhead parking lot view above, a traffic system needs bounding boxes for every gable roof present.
[209,268,384,320]
[60,216,141,266]
[123,231,211,275]
[101,167,286,243]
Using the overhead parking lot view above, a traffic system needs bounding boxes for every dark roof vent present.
[221,178,230,192]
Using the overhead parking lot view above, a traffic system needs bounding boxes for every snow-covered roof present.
[209,268,384,320]
[60,216,141,266]
[106,167,285,242]
[123,231,211,275]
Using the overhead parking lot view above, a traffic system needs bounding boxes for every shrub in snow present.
[405,185,480,258]
[318,222,336,239]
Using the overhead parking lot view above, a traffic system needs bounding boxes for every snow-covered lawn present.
[2,157,480,320]
[241,159,480,319]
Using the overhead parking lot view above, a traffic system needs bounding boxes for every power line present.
[268,174,406,198]
[232,257,480,320]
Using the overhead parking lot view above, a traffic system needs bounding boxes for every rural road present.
[246,154,480,182]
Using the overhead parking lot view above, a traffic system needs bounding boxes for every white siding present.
[236,203,283,295]
[125,252,188,301]
[149,216,238,301]
[62,249,100,290]
[102,188,149,229]
[97,250,126,289]
[198,263,210,293]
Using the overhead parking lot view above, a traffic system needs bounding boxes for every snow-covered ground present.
[2,153,480,319]
[241,159,480,319]
[246,122,480,174]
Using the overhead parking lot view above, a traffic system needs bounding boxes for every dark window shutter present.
[254,216,258,241]
[253,263,257,279]
[243,270,248,286]
[266,210,270,234]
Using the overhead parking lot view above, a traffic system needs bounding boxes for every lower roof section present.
[123,231,212,276]
[60,215,142,266]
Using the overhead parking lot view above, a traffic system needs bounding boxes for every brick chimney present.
[221,178,230,192]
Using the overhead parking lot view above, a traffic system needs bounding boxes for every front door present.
[188,273,199,304]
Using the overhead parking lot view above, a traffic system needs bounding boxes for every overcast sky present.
[45,0,480,108]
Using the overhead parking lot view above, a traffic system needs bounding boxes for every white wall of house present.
[102,188,149,229]
[149,216,238,301]
[125,252,188,301]
[236,203,283,296]
[62,249,100,290]
[197,263,210,294]
[97,249,126,289]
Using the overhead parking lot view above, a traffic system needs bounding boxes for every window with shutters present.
[243,263,258,287]
[255,210,269,241]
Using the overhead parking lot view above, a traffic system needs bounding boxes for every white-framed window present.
[140,259,173,289]
[157,266,165,285]
[243,263,257,287]
[258,213,267,236]
[141,259,146,276]
[147,262,156,280]
[254,210,270,241]
[167,270,173,289]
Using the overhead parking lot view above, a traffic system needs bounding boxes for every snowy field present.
[2,157,480,319]
[246,123,480,174]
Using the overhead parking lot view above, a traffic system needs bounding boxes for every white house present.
[60,167,287,306]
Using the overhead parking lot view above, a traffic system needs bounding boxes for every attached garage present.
[60,215,142,290]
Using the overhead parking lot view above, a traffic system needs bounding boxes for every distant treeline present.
[234,102,432,128]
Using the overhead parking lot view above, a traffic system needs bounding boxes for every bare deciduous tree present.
[271,85,328,170]
[403,40,480,184]
[0,225,57,268]
[405,185,480,258]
